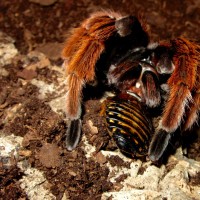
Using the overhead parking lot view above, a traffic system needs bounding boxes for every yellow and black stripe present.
[105,98,153,157]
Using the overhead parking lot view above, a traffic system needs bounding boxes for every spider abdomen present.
[105,97,153,157]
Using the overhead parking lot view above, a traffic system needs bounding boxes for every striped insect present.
[103,95,153,157]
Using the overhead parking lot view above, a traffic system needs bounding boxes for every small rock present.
[0,32,18,66]
[87,120,98,134]
[21,51,51,70]
[18,150,32,157]
[22,131,42,147]
[67,169,77,177]
[37,143,61,168]
[61,191,70,200]
[17,69,37,80]
[0,68,9,76]
[95,152,107,164]
[35,42,63,60]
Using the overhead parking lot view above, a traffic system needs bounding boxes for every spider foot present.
[66,119,82,151]
[148,129,171,162]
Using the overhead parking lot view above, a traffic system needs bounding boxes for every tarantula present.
[62,10,200,162]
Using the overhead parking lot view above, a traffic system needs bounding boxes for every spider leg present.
[64,39,105,150]
[63,11,125,119]
[62,11,124,150]
[66,119,82,151]
[63,11,150,150]
[65,39,105,119]
[183,92,200,130]
[183,70,200,130]
[149,38,199,161]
